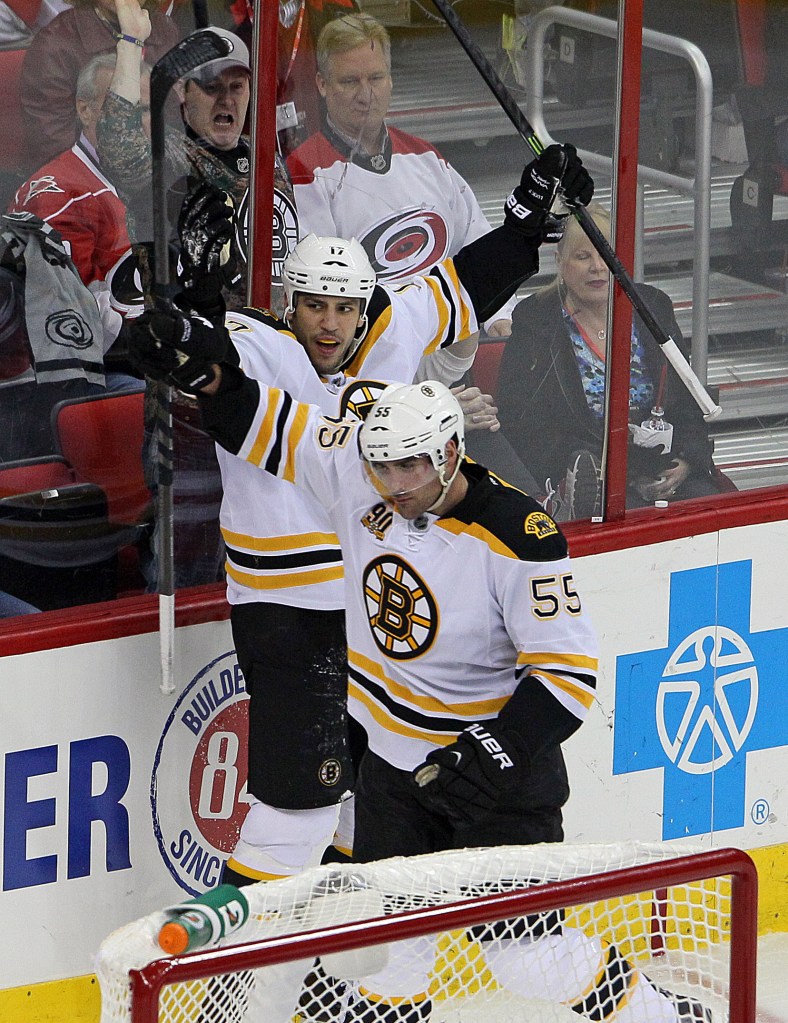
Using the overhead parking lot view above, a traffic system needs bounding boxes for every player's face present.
[181,69,250,151]
[558,236,610,312]
[366,451,451,519]
[317,43,392,142]
[289,294,364,375]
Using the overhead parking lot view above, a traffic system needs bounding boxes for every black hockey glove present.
[124,304,228,394]
[177,182,242,305]
[505,144,594,236]
[412,721,525,827]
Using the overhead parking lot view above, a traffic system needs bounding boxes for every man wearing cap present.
[93,0,299,589]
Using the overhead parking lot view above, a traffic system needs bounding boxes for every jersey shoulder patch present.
[476,484,568,562]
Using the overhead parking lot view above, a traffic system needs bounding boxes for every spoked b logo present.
[656,626,758,774]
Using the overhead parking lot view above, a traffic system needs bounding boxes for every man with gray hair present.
[10,52,145,305]
[287,12,516,340]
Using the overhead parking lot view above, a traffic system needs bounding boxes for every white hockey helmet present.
[283,235,376,347]
[360,380,465,488]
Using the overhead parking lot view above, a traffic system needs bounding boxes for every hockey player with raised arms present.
[131,147,593,894]
[123,324,711,1023]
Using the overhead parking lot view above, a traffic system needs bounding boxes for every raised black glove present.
[412,720,525,826]
[505,144,594,236]
[124,304,228,393]
[177,183,242,300]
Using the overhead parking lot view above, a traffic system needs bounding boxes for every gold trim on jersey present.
[221,528,340,551]
[349,649,509,717]
[436,517,519,558]
[441,258,472,339]
[535,668,597,711]
[421,275,451,354]
[284,400,310,482]
[348,679,456,745]
[222,528,343,589]
[343,303,393,376]
[225,563,344,590]
[247,386,284,466]
[517,650,599,672]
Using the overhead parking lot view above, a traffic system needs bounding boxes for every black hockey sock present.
[220,862,258,888]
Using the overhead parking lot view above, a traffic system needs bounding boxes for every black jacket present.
[496,284,716,493]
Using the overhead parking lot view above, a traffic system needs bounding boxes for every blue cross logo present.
[613,560,788,839]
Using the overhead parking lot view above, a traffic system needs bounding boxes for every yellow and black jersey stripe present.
[222,528,343,592]
[348,648,510,746]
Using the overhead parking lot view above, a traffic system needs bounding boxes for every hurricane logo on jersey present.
[107,249,145,318]
[363,555,438,659]
[361,209,450,282]
[657,626,758,774]
[340,379,387,421]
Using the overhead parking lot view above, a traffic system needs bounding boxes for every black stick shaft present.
[192,0,209,30]
[430,0,720,420]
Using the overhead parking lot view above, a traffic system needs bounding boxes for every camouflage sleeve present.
[97,91,194,197]
[96,91,152,193]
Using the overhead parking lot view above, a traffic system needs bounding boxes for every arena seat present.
[51,387,152,526]
[0,455,75,498]
[470,340,506,398]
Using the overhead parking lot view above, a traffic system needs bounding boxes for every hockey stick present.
[192,0,209,30]
[430,0,721,421]
[150,30,233,694]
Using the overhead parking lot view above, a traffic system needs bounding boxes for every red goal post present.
[98,844,758,1023]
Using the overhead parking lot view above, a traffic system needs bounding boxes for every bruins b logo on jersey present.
[363,555,438,659]
[340,379,387,421]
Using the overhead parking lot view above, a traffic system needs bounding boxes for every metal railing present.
[525,6,714,380]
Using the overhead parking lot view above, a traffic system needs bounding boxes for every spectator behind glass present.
[10,52,151,363]
[19,0,178,171]
[95,0,256,592]
[227,0,356,149]
[496,204,726,519]
[285,12,542,491]
[286,12,515,341]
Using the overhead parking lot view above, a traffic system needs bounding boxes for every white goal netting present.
[96,842,744,1023]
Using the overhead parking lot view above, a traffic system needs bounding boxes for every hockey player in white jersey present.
[131,145,593,892]
[122,298,712,1023]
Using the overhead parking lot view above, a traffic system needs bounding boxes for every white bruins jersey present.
[219,259,478,609]
[222,386,599,770]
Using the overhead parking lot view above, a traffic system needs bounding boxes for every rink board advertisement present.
[0,520,787,989]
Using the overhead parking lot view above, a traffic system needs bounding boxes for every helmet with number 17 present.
[282,234,376,347]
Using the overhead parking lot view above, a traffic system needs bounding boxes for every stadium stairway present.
[384,17,788,492]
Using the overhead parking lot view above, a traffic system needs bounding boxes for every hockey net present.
[96,842,757,1023]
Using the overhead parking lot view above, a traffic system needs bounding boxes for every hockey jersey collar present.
[435,460,492,525]
[323,117,392,174]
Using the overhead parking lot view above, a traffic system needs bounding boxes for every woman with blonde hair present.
[497,203,725,517]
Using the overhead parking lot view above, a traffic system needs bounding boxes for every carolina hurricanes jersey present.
[10,141,130,287]
[205,381,599,771]
[218,259,479,610]
[286,125,516,327]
